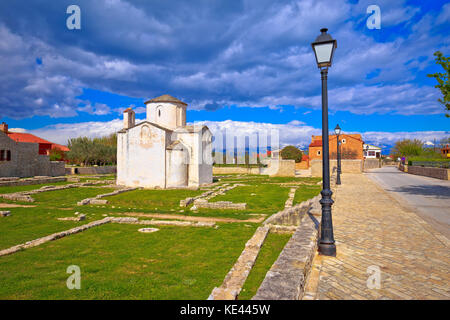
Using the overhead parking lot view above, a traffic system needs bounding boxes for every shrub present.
[280,146,303,163]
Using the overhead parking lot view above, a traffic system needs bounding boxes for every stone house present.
[117,94,213,188]
[308,134,364,161]
[0,123,65,177]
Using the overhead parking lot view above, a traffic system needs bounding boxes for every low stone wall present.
[66,166,117,175]
[77,187,138,205]
[252,169,337,300]
[209,226,270,300]
[0,176,67,187]
[212,160,296,177]
[295,161,309,170]
[272,160,295,177]
[311,159,362,177]
[264,195,321,226]
[193,199,247,210]
[363,159,381,171]
[51,161,66,176]
[212,166,260,175]
[0,180,109,202]
[0,218,112,257]
[407,166,450,180]
[253,212,319,300]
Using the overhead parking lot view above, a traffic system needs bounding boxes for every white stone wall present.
[147,102,186,130]
[199,128,213,185]
[166,147,188,187]
[118,101,212,189]
[117,123,167,188]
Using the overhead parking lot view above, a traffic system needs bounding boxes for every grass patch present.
[211,184,289,214]
[0,174,320,299]
[293,185,321,205]
[105,189,205,213]
[239,232,291,300]
[0,223,257,299]
[0,181,73,194]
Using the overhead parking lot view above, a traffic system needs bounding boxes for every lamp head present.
[334,124,341,135]
[311,28,337,68]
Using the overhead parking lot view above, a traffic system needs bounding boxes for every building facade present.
[441,144,450,158]
[0,123,65,177]
[117,95,213,189]
[308,134,364,161]
[363,144,382,159]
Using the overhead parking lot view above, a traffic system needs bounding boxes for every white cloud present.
[77,103,111,116]
[18,119,449,153]
[8,128,27,133]
[0,0,449,120]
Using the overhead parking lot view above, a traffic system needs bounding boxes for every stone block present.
[0,211,11,217]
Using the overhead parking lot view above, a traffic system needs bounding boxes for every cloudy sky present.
[0,0,449,152]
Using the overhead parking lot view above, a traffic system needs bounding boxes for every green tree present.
[390,139,424,159]
[49,148,64,161]
[280,145,303,163]
[427,51,450,117]
[66,133,117,166]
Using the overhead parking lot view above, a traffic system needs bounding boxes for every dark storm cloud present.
[0,0,448,119]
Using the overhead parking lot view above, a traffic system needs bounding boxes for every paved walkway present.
[366,166,450,239]
[303,173,450,300]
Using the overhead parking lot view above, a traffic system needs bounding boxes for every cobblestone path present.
[303,173,450,300]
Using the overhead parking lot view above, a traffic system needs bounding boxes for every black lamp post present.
[335,124,342,185]
[312,28,337,256]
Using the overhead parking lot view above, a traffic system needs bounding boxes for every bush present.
[280,146,303,163]
[66,133,117,166]
[49,149,64,161]
[391,139,424,159]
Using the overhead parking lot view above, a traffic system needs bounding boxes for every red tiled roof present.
[302,154,309,161]
[52,143,70,152]
[7,132,52,144]
[7,132,70,151]
[309,141,322,147]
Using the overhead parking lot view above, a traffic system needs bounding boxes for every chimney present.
[0,122,8,133]
[123,108,135,129]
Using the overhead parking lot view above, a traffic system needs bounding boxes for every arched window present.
[156,106,162,118]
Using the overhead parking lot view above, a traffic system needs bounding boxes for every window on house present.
[317,150,321,155]
[6,150,11,161]
[341,139,346,144]
[0,150,4,161]
[158,109,161,117]
[368,151,375,156]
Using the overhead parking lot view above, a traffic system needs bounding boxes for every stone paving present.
[303,173,450,300]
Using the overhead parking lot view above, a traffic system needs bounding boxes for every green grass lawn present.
[0,187,116,250]
[104,189,205,213]
[293,185,321,205]
[0,181,73,194]
[238,232,291,300]
[0,173,320,299]
[0,223,257,299]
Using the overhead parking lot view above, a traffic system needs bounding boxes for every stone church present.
[117,95,213,189]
